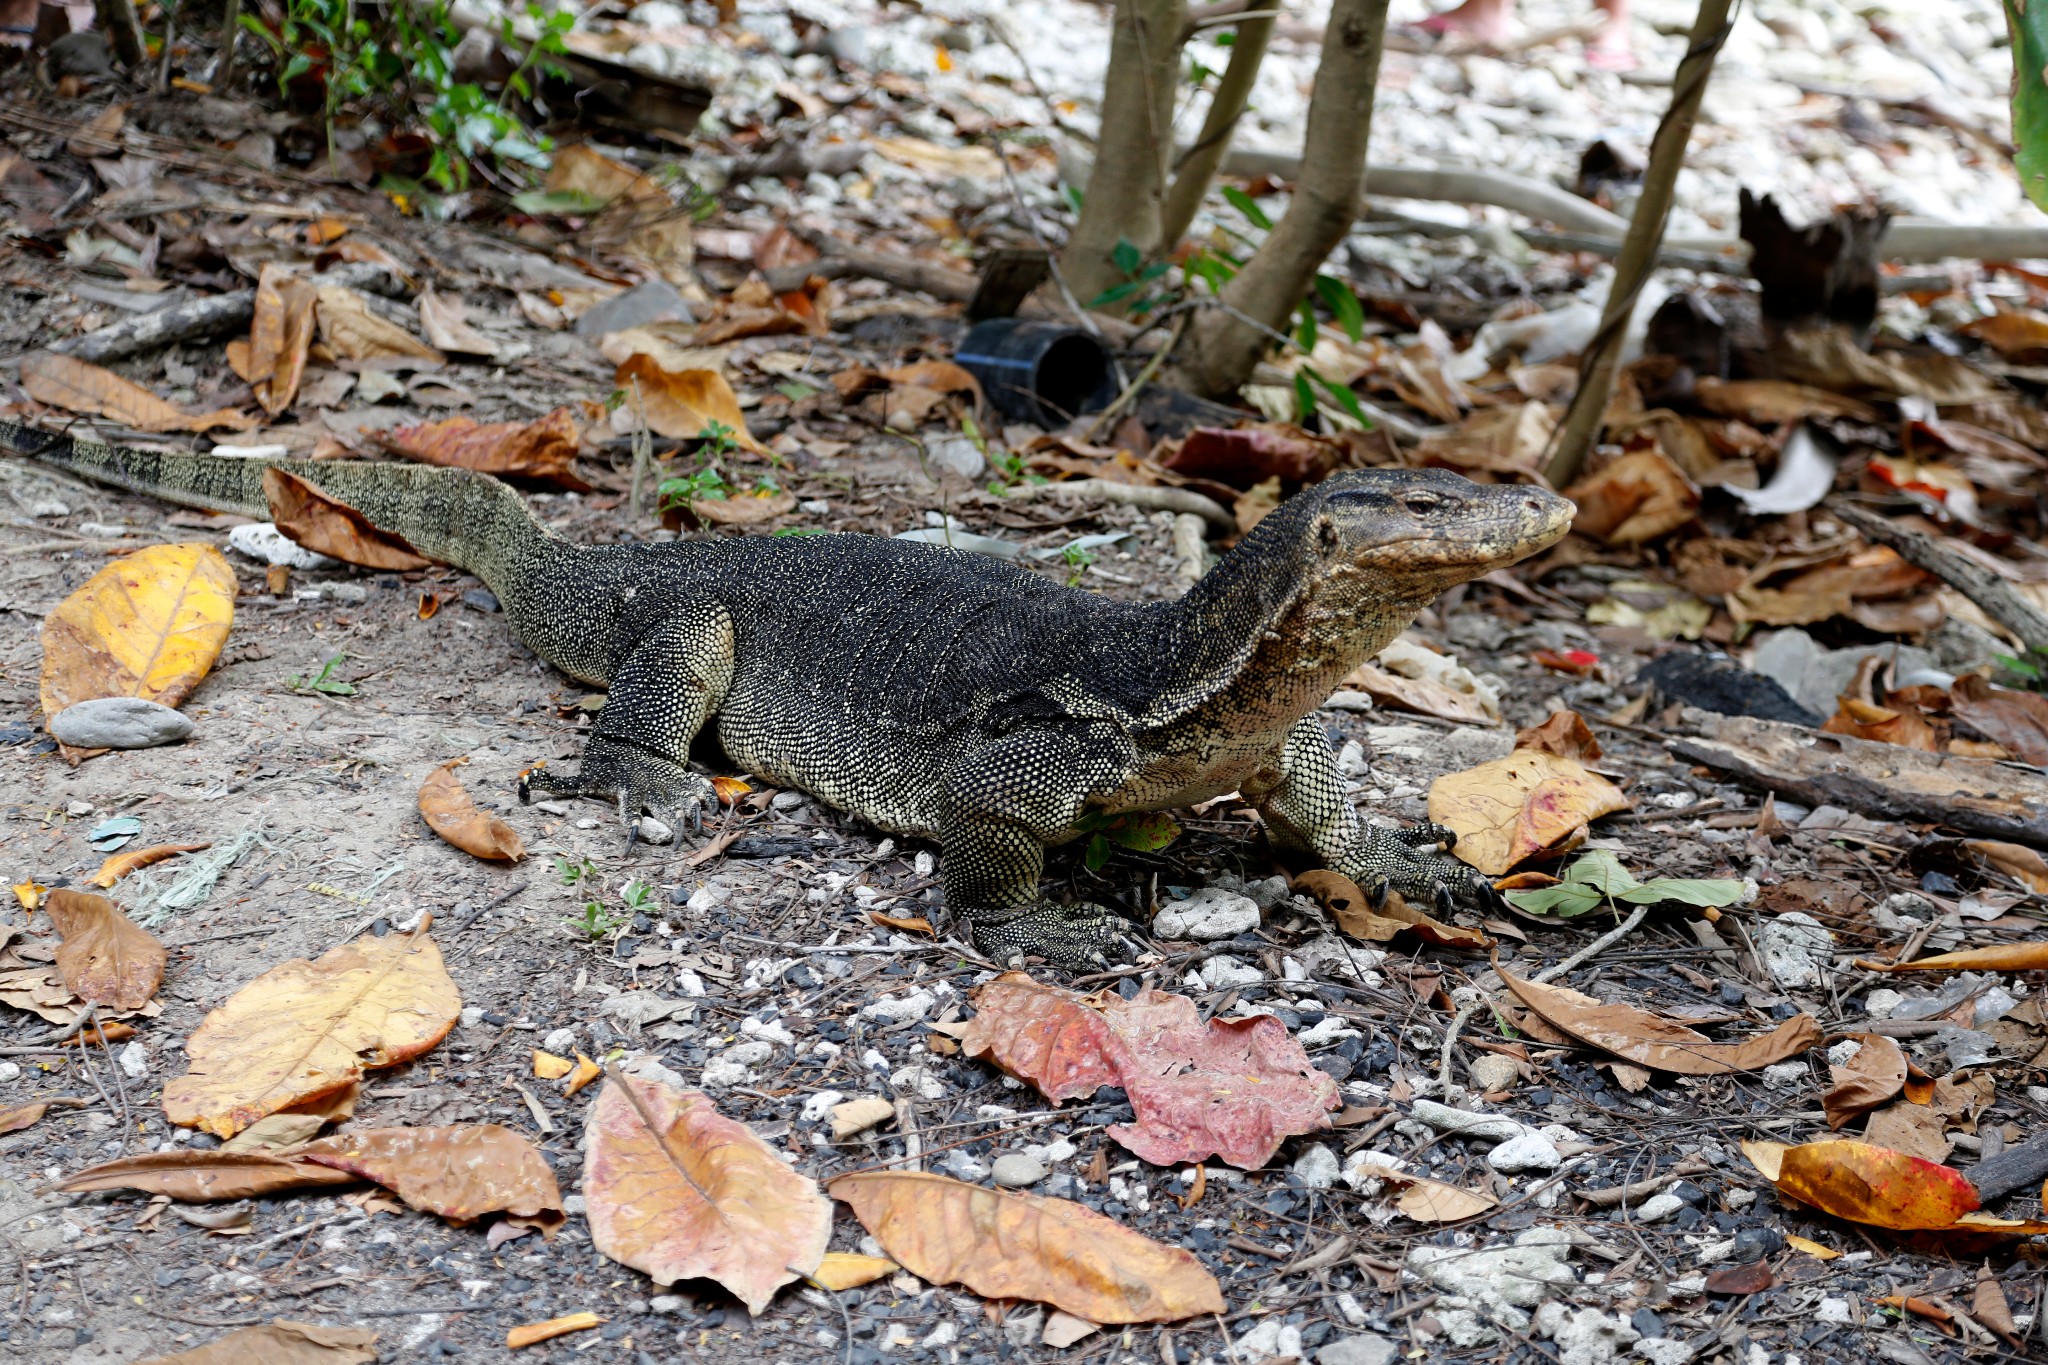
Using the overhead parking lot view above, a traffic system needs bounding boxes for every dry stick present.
[1157,5,1277,250]
[1540,0,1737,489]
[45,260,408,365]
[1831,501,2048,656]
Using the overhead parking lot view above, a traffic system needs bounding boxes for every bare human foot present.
[1587,0,1636,69]
[1418,0,1515,46]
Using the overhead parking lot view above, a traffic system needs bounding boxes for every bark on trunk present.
[1157,9,1276,251]
[1165,0,1390,398]
[1057,0,1188,309]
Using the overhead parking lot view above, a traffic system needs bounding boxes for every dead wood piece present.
[1668,708,2048,847]
[1966,1129,2048,1204]
[1831,502,2048,656]
[787,224,976,304]
[48,261,410,365]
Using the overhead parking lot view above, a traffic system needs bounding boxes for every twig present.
[1437,1001,1479,1094]
[1533,905,1650,983]
[1831,501,2048,656]
[46,260,408,364]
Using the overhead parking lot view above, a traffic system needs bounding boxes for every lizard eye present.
[1402,493,1442,515]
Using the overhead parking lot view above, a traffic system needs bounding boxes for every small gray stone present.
[925,434,987,481]
[1319,1334,1399,1365]
[574,279,695,336]
[1757,912,1833,989]
[48,697,194,749]
[1152,886,1261,941]
[1293,1144,1340,1189]
[1632,1192,1684,1223]
[991,1153,1046,1188]
[1487,1128,1562,1173]
[1469,1054,1520,1093]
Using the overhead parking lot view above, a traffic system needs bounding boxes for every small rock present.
[575,278,695,336]
[649,1295,686,1314]
[1634,1340,1696,1365]
[1153,887,1262,941]
[1760,1061,1807,1090]
[1536,1304,1638,1365]
[1318,1334,1398,1365]
[1756,911,1833,989]
[1633,1193,1684,1223]
[541,1027,577,1052]
[30,500,69,518]
[315,582,368,604]
[1469,1054,1520,1093]
[1197,954,1264,990]
[1487,1128,1562,1173]
[939,1150,991,1182]
[116,1042,149,1080]
[700,1057,751,1088]
[991,1153,1046,1188]
[771,790,804,811]
[800,1090,844,1122]
[462,588,500,613]
[1407,1100,1525,1141]
[1408,1228,1575,1331]
[227,522,335,568]
[1815,1297,1852,1324]
[925,434,986,481]
[1293,1144,1340,1189]
[635,815,674,845]
[1233,1320,1301,1361]
[48,697,194,750]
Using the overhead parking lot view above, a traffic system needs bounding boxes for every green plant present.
[1995,650,2048,692]
[1073,811,1181,873]
[1501,850,1748,919]
[1088,236,1176,316]
[287,653,357,696]
[564,899,625,939]
[1060,542,1097,587]
[621,879,655,912]
[553,854,599,886]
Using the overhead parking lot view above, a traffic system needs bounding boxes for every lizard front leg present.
[520,602,733,844]
[1241,715,1497,914]
[938,728,1134,970]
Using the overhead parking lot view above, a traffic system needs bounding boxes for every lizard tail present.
[0,418,565,598]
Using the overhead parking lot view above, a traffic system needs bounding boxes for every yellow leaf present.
[1426,750,1631,875]
[564,1052,603,1097]
[1786,1235,1839,1260]
[21,352,258,432]
[533,1050,574,1080]
[417,757,525,862]
[89,842,210,888]
[12,881,46,911]
[162,926,461,1138]
[812,1252,898,1290]
[39,543,236,739]
[506,1313,602,1349]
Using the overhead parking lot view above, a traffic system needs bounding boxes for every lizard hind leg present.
[519,741,716,844]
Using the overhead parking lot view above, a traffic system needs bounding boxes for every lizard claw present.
[521,737,714,854]
[1347,824,1499,918]
[965,900,1132,972]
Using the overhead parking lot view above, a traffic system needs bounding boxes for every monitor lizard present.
[3,418,1573,967]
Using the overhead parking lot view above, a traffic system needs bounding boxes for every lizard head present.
[1301,467,1575,601]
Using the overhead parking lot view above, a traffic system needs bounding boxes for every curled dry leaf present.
[582,1071,830,1315]
[220,1112,332,1153]
[1966,840,2048,894]
[297,1125,563,1235]
[1853,943,2048,974]
[1950,675,2048,766]
[314,285,444,368]
[264,468,434,570]
[829,1171,1224,1322]
[616,354,769,453]
[22,352,258,432]
[1742,1139,1981,1231]
[1426,751,1631,876]
[1292,870,1491,949]
[374,409,590,492]
[137,1321,379,1365]
[960,972,1339,1169]
[1562,448,1700,545]
[1514,710,1602,763]
[1501,971,1820,1075]
[0,1102,50,1135]
[417,286,498,357]
[39,543,236,739]
[682,488,798,529]
[1823,695,1940,751]
[418,758,526,862]
[44,888,165,1010]
[56,1148,359,1201]
[163,926,461,1138]
[505,1313,602,1350]
[90,841,210,887]
[246,262,319,413]
[1822,1032,1908,1129]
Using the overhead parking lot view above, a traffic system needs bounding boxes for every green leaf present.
[1221,186,1272,231]
[1088,280,1141,308]
[2006,0,2048,210]
[1562,849,1639,895]
[1302,366,1372,431]
[1294,301,1317,353]
[1293,372,1317,423]
[1106,812,1181,853]
[1111,237,1143,276]
[1501,884,1603,918]
[1084,833,1112,873]
[1614,877,1749,909]
[776,381,820,402]
[1314,274,1367,344]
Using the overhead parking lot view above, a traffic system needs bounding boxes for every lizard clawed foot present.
[964,900,1133,972]
[518,740,716,851]
[1349,823,1501,917]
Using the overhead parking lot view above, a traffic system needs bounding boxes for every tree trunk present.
[1166,0,1390,398]
[1058,0,1188,308]
[1157,8,1276,251]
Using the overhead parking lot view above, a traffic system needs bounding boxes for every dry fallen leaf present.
[1822,1032,1908,1129]
[418,757,525,862]
[39,543,237,742]
[221,1113,332,1153]
[1349,1161,1497,1222]
[1562,448,1700,545]
[616,354,770,453]
[296,1125,563,1236]
[0,1102,51,1135]
[314,286,444,368]
[264,468,434,570]
[374,410,590,492]
[1694,377,1879,425]
[162,925,461,1138]
[533,1050,574,1080]
[1042,1310,1101,1348]
[246,263,320,413]
[89,841,210,888]
[1742,1139,1981,1231]
[829,1171,1224,1322]
[1823,695,1940,751]
[1785,1234,1840,1261]
[22,352,258,432]
[960,972,1340,1169]
[1514,710,1602,762]
[44,887,165,1010]
[138,1321,379,1365]
[1966,839,2048,894]
[582,1070,830,1315]
[1293,870,1491,949]
[813,1252,898,1290]
[505,1313,602,1350]
[418,286,499,357]
[1950,675,2048,766]
[57,1149,359,1201]
[1501,971,1820,1075]
[1427,752,1632,875]
[1853,943,2048,974]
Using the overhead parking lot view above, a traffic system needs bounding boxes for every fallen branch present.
[786,224,975,303]
[991,478,1235,535]
[47,261,410,365]
[1967,1129,2048,1204]
[1831,501,2048,656]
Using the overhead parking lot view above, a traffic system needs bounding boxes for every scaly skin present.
[4,419,1574,967]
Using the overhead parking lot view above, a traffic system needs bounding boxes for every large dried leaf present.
[829,1171,1223,1322]
[57,1149,358,1201]
[1742,1139,1980,1231]
[374,410,590,492]
[418,757,525,862]
[314,286,444,369]
[1347,1160,1497,1222]
[1342,665,1496,726]
[582,1073,830,1315]
[39,543,236,728]
[417,286,498,357]
[1823,695,1941,752]
[44,888,164,1010]
[1958,309,2048,361]
[247,263,319,413]
[1822,1032,1908,1128]
[1413,402,1554,478]
[0,1102,51,1135]
[297,1125,562,1234]
[1427,751,1632,876]
[960,973,1339,1169]
[615,354,769,453]
[1965,839,2048,894]
[1515,710,1602,762]
[1292,870,1491,949]
[1950,674,2048,765]
[1694,377,1878,425]
[1853,943,2048,973]
[1160,424,1339,488]
[1563,448,1700,545]
[163,927,461,1138]
[22,352,257,432]
[138,1322,378,1365]
[1501,971,1820,1075]
[263,467,434,570]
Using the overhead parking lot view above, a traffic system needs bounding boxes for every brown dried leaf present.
[220,1113,332,1153]
[1822,1032,1907,1128]
[1426,752,1631,876]
[418,757,525,862]
[1342,663,1496,726]
[162,926,461,1138]
[417,286,498,357]
[504,1313,602,1349]
[1514,710,1602,762]
[1823,696,1941,751]
[247,263,320,413]
[374,409,590,492]
[89,842,210,888]
[616,355,769,453]
[687,489,798,528]
[814,1252,898,1290]
[0,1102,50,1135]
[56,1149,359,1201]
[38,543,236,729]
[1344,1160,1497,1222]
[1160,424,1338,488]
[1501,970,1822,1074]
[1293,870,1491,949]
[137,1321,378,1365]
[582,1071,830,1315]
[314,286,444,369]
[297,1125,563,1234]
[829,1171,1224,1322]
[22,352,258,432]
[1965,839,2048,894]
[44,888,164,1010]
[1694,377,1879,425]
[1414,402,1554,477]
[1853,943,2048,973]
[1950,675,2048,765]
[264,468,434,570]
[1563,448,1700,545]
[1974,1264,2020,1345]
